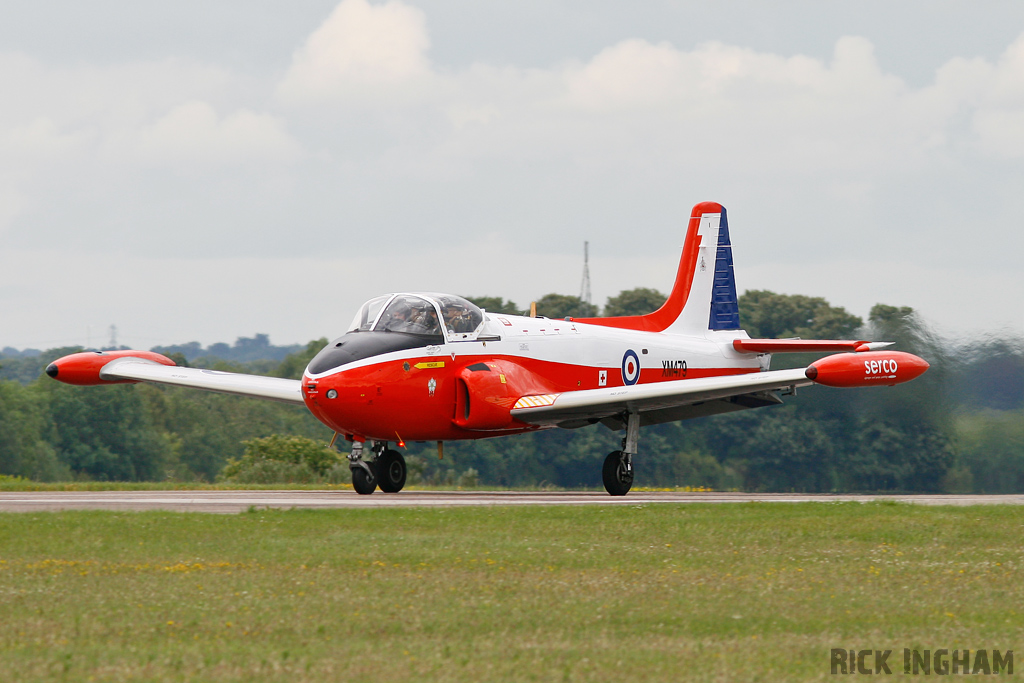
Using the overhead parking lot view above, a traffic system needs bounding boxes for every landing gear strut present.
[348,441,377,495]
[349,441,408,495]
[602,411,639,496]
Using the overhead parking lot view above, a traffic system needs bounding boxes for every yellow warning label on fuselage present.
[414,361,446,369]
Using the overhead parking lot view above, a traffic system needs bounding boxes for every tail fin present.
[577,201,740,334]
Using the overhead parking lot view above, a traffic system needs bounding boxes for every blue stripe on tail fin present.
[708,208,740,330]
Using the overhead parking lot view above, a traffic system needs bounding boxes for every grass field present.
[0,503,1020,682]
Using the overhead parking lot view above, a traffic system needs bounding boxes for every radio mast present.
[579,241,592,305]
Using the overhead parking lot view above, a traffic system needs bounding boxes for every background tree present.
[42,383,176,481]
[0,381,68,480]
[955,410,1024,493]
[0,346,82,384]
[951,337,1024,411]
[534,294,598,319]
[140,385,329,481]
[273,338,329,380]
[739,290,862,339]
[152,335,301,364]
[465,296,522,315]
[3,292,1017,493]
[220,434,343,484]
[603,288,666,317]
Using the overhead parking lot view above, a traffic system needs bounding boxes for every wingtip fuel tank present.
[46,350,176,386]
[805,351,929,388]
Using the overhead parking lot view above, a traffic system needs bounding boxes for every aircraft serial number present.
[662,360,687,377]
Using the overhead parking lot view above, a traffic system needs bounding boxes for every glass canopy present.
[346,293,484,338]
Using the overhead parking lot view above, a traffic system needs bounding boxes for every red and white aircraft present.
[46,202,929,495]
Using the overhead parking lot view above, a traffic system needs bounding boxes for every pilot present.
[408,305,427,327]
[403,304,438,335]
[385,305,412,331]
[444,304,472,333]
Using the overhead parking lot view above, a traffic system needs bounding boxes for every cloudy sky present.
[3,0,1024,350]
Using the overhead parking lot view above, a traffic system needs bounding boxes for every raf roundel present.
[621,349,640,386]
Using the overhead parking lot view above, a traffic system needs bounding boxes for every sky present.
[2,0,1024,350]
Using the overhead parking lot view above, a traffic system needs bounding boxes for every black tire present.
[352,466,377,495]
[602,450,633,496]
[377,449,407,493]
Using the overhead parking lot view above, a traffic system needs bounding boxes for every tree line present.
[1,289,1021,492]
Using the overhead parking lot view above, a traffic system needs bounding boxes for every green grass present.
[0,503,1020,681]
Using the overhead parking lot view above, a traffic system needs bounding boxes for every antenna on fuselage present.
[579,241,592,305]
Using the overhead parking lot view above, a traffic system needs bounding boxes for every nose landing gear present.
[348,441,377,495]
[377,449,407,493]
[348,441,407,495]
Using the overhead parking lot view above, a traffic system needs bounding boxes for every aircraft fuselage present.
[302,311,760,442]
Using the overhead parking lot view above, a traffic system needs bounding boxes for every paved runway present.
[0,490,1022,513]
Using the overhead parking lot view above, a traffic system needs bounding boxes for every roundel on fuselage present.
[621,349,640,386]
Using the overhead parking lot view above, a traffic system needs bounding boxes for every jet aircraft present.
[46,202,929,495]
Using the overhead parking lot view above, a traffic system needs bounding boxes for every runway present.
[0,490,1022,513]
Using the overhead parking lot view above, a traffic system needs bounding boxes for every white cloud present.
[967,35,1024,158]
[134,101,300,165]
[0,54,298,171]
[0,188,27,233]
[973,108,1024,158]
[5,2,1024,345]
[3,117,94,160]
[0,54,235,129]
[277,0,431,103]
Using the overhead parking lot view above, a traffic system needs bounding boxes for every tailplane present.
[577,201,740,334]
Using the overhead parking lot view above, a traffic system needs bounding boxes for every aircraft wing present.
[104,361,304,405]
[510,368,812,429]
[46,351,304,405]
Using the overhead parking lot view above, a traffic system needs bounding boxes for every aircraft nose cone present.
[45,363,59,378]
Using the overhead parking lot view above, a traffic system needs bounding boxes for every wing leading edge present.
[101,359,304,405]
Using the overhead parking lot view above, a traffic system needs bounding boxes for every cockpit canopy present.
[309,294,487,376]
[376,295,442,335]
[347,293,484,338]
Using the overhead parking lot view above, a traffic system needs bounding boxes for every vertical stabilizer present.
[576,201,741,334]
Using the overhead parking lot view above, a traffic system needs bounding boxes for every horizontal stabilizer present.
[733,339,879,354]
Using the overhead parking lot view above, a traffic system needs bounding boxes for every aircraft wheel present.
[602,450,633,496]
[351,465,377,495]
[377,449,407,493]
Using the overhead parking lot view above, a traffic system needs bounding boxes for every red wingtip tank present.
[804,351,929,388]
[45,350,176,386]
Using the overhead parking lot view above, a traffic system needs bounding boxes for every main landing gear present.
[602,451,633,496]
[348,441,407,495]
[602,411,640,496]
